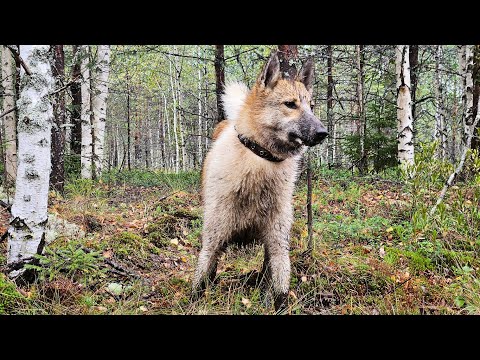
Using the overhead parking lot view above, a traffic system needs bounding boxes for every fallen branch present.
[6,45,32,76]
[430,110,480,216]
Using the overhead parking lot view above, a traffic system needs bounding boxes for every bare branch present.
[5,45,32,76]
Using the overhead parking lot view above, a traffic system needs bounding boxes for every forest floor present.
[1,167,479,315]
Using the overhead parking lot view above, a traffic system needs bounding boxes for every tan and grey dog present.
[192,51,328,311]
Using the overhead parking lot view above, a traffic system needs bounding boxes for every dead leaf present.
[139,306,148,312]
[289,290,298,300]
[103,250,113,259]
[301,276,307,282]
[241,297,252,309]
[170,238,179,246]
[379,246,385,259]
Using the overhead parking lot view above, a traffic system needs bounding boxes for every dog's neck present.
[235,129,284,162]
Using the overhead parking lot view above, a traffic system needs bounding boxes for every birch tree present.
[214,45,225,122]
[80,45,93,179]
[2,46,18,186]
[7,45,54,275]
[92,45,110,178]
[463,45,475,146]
[396,45,414,167]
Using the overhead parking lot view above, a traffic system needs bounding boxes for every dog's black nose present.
[313,129,329,144]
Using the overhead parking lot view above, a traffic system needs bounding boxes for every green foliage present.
[24,243,107,284]
[0,273,25,314]
[65,178,107,198]
[64,154,81,182]
[343,100,398,173]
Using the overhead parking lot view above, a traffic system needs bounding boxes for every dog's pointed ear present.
[297,56,315,94]
[257,52,281,89]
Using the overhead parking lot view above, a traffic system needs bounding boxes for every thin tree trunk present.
[80,45,92,179]
[163,93,171,171]
[214,45,226,122]
[50,45,66,192]
[409,45,419,123]
[2,46,18,186]
[434,45,447,160]
[70,45,82,157]
[197,48,203,167]
[7,45,54,276]
[126,72,131,171]
[326,45,334,168]
[356,45,367,173]
[464,45,475,146]
[396,45,414,167]
[169,59,180,173]
[92,45,110,178]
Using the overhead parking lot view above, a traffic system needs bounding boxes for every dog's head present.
[246,51,328,155]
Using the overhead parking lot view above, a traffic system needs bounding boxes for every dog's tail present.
[222,81,249,121]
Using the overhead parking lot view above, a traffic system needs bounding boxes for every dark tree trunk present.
[327,45,334,168]
[70,45,82,156]
[409,45,419,122]
[214,45,225,122]
[126,75,131,171]
[50,45,66,193]
[278,45,299,78]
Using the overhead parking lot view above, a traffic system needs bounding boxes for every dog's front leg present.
[262,221,292,313]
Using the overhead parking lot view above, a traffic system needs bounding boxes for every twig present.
[6,45,32,76]
[430,103,480,216]
[0,107,16,119]
[48,80,77,96]
[104,258,140,278]
[0,200,12,211]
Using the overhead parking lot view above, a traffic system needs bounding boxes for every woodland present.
[1,44,480,315]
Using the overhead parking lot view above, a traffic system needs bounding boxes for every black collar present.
[236,132,284,162]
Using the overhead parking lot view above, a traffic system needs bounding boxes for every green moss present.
[384,247,433,273]
[0,273,25,314]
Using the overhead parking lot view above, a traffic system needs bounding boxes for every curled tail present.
[221,81,249,121]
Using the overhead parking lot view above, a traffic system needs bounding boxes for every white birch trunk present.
[396,45,414,167]
[163,93,171,170]
[2,46,18,185]
[92,45,110,177]
[7,45,54,273]
[464,45,475,144]
[80,45,93,179]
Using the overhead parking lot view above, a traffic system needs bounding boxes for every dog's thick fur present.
[192,52,327,310]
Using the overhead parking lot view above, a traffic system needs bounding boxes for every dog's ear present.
[297,56,315,94]
[257,52,281,89]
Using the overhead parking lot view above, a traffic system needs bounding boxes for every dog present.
[192,51,328,311]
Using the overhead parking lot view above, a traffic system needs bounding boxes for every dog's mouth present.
[288,131,328,147]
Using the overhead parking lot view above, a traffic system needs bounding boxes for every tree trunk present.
[80,45,93,179]
[356,45,367,173]
[470,45,480,151]
[7,45,54,276]
[70,45,82,157]
[278,45,298,78]
[92,45,110,178]
[214,45,226,122]
[50,45,66,193]
[169,60,180,173]
[409,45,419,123]
[464,45,475,146]
[434,45,447,160]
[326,45,335,168]
[126,72,131,171]
[396,45,414,167]
[2,46,18,186]
[197,48,203,167]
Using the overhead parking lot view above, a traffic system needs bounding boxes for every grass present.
[1,163,480,315]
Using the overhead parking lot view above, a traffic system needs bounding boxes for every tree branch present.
[0,107,16,119]
[430,100,480,216]
[6,45,32,76]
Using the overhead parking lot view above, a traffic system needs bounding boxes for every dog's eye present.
[284,101,297,109]
[310,103,315,110]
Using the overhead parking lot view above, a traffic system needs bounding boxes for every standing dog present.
[192,51,328,311]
